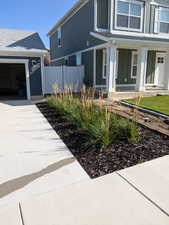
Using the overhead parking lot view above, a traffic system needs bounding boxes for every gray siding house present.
[48,0,169,94]
[0,29,47,100]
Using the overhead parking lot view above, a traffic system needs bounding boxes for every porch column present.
[136,48,148,92]
[164,50,169,90]
[106,44,117,93]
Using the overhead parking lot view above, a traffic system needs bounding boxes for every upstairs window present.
[116,0,144,31]
[159,7,169,33]
[57,27,62,47]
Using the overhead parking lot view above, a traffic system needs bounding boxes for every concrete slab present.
[0,203,23,225]
[0,100,89,207]
[21,173,169,225]
[118,155,169,216]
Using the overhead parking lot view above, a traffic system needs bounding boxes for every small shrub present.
[110,117,138,143]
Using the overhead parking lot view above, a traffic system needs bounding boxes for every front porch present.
[94,43,169,98]
[108,89,169,101]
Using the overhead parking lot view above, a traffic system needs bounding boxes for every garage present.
[0,28,47,100]
[0,63,27,100]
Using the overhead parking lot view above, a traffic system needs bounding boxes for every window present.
[116,0,143,31]
[57,27,62,47]
[157,57,164,64]
[131,51,138,78]
[76,53,82,66]
[102,49,107,79]
[159,7,169,33]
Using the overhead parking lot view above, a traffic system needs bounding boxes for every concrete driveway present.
[0,100,89,207]
[1,100,169,225]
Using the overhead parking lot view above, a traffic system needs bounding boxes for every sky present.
[0,0,77,48]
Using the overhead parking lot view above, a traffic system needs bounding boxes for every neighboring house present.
[0,29,47,100]
[48,0,169,95]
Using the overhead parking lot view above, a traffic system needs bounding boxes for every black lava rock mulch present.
[37,102,169,179]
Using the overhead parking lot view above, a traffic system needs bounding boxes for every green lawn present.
[123,96,169,116]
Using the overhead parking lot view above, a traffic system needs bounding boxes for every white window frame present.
[131,51,138,79]
[57,27,62,48]
[102,48,107,79]
[158,6,169,34]
[115,0,144,32]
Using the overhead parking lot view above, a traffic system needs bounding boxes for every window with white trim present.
[116,0,144,31]
[131,51,138,78]
[102,49,107,79]
[57,27,62,47]
[159,7,169,33]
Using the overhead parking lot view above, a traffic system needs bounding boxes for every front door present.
[155,53,166,87]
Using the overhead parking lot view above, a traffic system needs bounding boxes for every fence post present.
[62,65,66,92]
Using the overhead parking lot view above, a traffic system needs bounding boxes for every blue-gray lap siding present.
[117,49,136,85]
[50,0,105,61]
[51,58,66,66]
[68,55,77,66]
[29,57,42,96]
[96,49,106,85]
[97,0,109,30]
[0,56,42,96]
[82,50,94,86]
[51,56,77,66]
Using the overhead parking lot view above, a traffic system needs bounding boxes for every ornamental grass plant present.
[48,84,139,149]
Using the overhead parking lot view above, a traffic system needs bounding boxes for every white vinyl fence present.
[43,65,84,94]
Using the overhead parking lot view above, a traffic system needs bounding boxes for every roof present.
[47,0,88,36]
[0,29,47,54]
[91,31,169,44]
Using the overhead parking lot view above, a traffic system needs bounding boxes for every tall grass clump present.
[48,85,139,149]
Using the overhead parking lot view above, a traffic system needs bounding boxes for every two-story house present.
[48,0,169,95]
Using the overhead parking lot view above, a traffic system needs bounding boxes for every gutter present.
[0,48,48,56]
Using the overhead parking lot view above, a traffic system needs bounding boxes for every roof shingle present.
[0,29,46,52]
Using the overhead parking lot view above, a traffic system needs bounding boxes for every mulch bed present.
[37,102,169,179]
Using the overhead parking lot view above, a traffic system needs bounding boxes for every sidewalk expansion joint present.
[19,203,25,225]
[116,171,169,218]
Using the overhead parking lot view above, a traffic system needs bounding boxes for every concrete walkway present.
[20,156,169,225]
[0,100,89,207]
[1,156,169,225]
